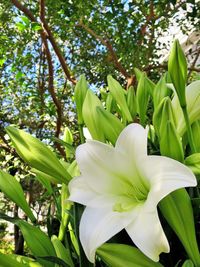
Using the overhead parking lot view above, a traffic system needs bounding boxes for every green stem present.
[78,124,85,144]
[52,192,61,221]
[182,106,196,154]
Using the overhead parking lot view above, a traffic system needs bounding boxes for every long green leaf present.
[9,254,42,267]
[0,170,35,222]
[97,243,163,267]
[0,253,33,267]
[51,235,74,267]
[159,189,200,266]
[0,214,56,267]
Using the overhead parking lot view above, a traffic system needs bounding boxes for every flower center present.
[113,178,149,213]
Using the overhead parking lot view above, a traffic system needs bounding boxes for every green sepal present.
[107,75,132,122]
[168,39,187,107]
[0,170,36,222]
[97,243,163,267]
[96,106,124,145]
[82,90,105,141]
[159,189,200,266]
[6,126,71,184]
[74,74,88,125]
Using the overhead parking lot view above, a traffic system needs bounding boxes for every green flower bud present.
[185,153,200,175]
[172,80,200,136]
[134,68,155,96]
[74,74,88,125]
[107,75,132,122]
[153,74,171,109]
[106,92,113,112]
[153,97,176,138]
[126,86,137,120]
[134,67,143,81]
[96,106,124,145]
[6,126,71,183]
[136,74,150,126]
[82,90,105,142]
[168,39,187,107]
[153,96,184,161]
[160,121,184,162]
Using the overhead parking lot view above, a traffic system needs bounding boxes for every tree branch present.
[39,0,65,157]
[77,22,130,79]
[10,0,76,84]
[188,48,200,78]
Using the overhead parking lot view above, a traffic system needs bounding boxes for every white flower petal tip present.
[68,123,197,262]
[115,123,149,156]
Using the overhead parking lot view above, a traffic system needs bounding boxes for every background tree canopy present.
[0,0,199,159]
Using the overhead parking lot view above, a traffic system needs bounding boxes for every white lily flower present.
[68,123,196,263]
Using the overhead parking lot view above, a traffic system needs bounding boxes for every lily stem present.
[78,124,85,144]
[182,105,196,154]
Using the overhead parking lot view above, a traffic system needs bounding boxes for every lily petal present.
[115,123,148,157]
[126,207,169,262]
[76,141,135,195]
[69,176,122,207]
[80,206,141,263]
[141,155,196,209]
[68,176,97,205]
